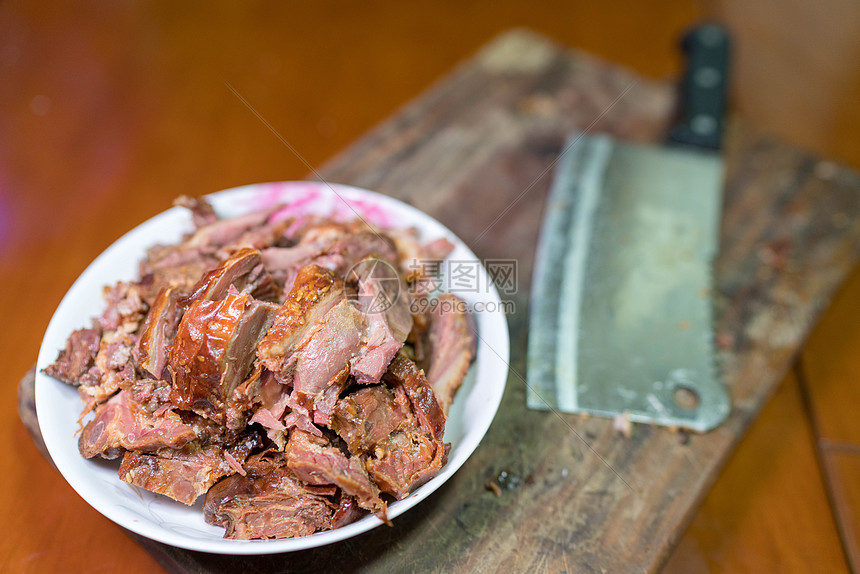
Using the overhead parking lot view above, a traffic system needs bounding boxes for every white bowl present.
[35,181,510,554]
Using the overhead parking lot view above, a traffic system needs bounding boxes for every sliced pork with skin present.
[330,384,411,455]
[134,286,181,380]
[289,300,362,424]
[181,248,278,306]
[257,265,345,373]
[349,256,413,385]
[169,290,277,425]
[118,431,261,505]
[285,429,382,512]
[257,265,364,424]
[204,450,337,539]
[422,293,477,416]
[78,390,196,459]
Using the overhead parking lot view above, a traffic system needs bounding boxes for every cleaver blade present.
[527,25,731,432]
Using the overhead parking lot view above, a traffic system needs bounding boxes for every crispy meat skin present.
[169,291,277,423]
[257,265,344,372]
[134,286,180,380]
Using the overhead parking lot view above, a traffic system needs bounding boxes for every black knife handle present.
[667,24,731,151]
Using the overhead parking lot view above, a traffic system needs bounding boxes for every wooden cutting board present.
[18,29,860,573]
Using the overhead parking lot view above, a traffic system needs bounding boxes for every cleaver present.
[527,25,731,432]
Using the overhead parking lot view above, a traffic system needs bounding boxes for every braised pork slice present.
[119,431,260,505]
[363,353,450,499]
[385,352,446,441]
[423,293,477,416]
[44,327,101,385]
[311,231,399,276]
[181,247,278,305]
[285,429,382,512]
[289,299,362,410]
[204,451,337,539]
[349,256,413,385]
[185,205,283,249]
[257,265,345,373]
[169,291,277,423]
[134,286,181,380]
[257,265,365,424]
[330,385,411,456]
[78,390,196,459]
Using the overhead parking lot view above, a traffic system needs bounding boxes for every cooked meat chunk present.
[134,286,181,380]
[204,451,337,539]
[185,205,283,249]
[257,265,346,373]
[331,385,411,455]
[169,291,277,424]
[119,433,260,506]
[365,353,450,499]
[79,390,196,459]
[422,293,477,415]
[181,247,278,305]
[365,424,449,500]
[257,265,364,424]
[385,352,446,442]
[285,429,382,512]
[349,256,413,385]
[44,327,101,385]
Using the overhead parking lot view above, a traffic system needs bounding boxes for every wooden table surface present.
[2,2,860,572]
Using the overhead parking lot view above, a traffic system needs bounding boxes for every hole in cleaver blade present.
[526,133,730,432]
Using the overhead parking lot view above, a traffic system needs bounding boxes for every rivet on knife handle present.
[668,24,731,151]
